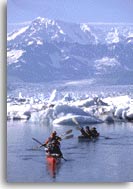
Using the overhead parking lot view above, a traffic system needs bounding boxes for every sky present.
[7,0,133,30]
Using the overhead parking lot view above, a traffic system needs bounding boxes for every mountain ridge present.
[7,17,133,84]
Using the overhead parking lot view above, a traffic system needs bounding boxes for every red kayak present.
[46,154,61,166]
[46,153,61,177]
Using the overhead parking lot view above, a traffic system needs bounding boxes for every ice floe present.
[7,91,133,124]
[53,114,103,126]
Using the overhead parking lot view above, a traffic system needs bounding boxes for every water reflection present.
[7,121,133,182]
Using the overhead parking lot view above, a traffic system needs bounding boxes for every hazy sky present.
[8,0,133,24]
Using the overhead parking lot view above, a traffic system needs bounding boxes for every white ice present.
[7,91,133,124]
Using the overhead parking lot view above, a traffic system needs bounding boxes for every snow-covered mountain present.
[7,17,133,84]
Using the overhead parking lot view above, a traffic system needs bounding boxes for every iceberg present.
[53,114,103,126]
[53,104,90,117]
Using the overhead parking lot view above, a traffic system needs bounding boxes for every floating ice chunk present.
[126,108,133,121]
[104,115,114,123]
[72,98,96,107]
[103,95,130,107]
[7,103,32,120]
[114,107,124,119]
[13,114,30,121]
[53,104,90,118]
[29,110,45,122]
[53,114,103,126]
[41,108,54,120]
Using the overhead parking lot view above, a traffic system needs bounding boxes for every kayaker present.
[44,142,63,157]
[80,127,89,137]
[49,142,63,157]
[41,131,63,156]
[85,126,92,139]
[90,127,99,138]
[50,131,62,146]
[42,131,62,147]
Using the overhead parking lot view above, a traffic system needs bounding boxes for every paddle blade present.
[61,156,67,161]
[32,137,43,145]
[63,134,74,139]
[72,117,79,125]
[60,129,73,137]
[65,129,73,135]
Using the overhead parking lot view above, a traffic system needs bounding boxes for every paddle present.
[61,156,67,161]
[62,134,74,139]
[32,129,72,145]
[72,117,92,138]
[72,117,82,130]
[60,129,73,137]
[32,134,73,146]
[32,137,42,145]
[29,134,73,151]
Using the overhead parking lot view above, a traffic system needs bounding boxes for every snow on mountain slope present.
[7,26,29,41]
[7,50,25,65]
[7,17,133,84]
[7,17,99,46]
[105,28,120,44]
[7,17,133,45]
[94,57,121,74]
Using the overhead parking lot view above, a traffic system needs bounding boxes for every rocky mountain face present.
[7,17,133,84]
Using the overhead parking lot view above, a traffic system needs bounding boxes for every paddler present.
[85,126,92,139]
[41,131,62,157]
[90,127,99,138]
[42,131,61,147]
[80,127,89,137]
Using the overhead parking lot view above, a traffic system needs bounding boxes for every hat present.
[86,126,90,129]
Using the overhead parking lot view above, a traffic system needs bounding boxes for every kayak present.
[46,153,61,165]
[78,134,99,141]
[46,153,61,177]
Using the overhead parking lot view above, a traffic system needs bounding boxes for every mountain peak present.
[31,16,56,27]
[33,16,51,23]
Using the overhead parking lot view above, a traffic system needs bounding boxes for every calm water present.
[7,121,133,182]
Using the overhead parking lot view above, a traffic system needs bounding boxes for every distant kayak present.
[78,134,99,141]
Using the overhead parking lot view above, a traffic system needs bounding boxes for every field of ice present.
[7,84,133,125]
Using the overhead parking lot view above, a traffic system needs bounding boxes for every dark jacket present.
[80,128,88,137]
